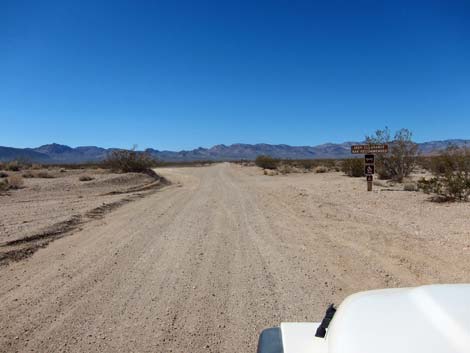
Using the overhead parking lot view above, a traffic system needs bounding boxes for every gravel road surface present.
[1,163,469,352]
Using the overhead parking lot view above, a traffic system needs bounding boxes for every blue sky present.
[1,0,469,150]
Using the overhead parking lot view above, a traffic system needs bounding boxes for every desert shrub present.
[60,168,67,173]
[417,178,449,199]
[0,179,9,192]
[103,148,156,173]
[417,146,470,201]
[366,127,418,182]
[79,175,94,182]
[22,171,54,178]
[22,171,35,178]
[264,169,278,176]
[5,161,21,171]
[255,155,279,170]
[320,159,336,169]
[0,172,8,178]
[35,171,55,178]
[31,164,42,170]
[315,165,328,173]
[7,175,24,189]
[425,148,468,176]
[403,182,417,191]
[297,160,316,170]
[333,161,342,172]
[429,157,448,175]
[341,158,363,177]
[416,156,433,172]
[277,164,294,174]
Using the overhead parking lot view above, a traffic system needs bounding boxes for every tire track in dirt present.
[1,164,469,353]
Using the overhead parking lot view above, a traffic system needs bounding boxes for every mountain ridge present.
[0,140,469,164]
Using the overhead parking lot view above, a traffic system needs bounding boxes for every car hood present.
[281,284,470,353]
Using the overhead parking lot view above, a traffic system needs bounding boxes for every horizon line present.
[2,138,470,152]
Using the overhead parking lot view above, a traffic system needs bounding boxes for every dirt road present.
[1,163,469,352]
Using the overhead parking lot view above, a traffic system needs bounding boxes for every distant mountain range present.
[0,140,469,164]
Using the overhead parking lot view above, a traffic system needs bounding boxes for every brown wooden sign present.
[365,165,374,175]
[364,154,375,164]
[351,144,389,154]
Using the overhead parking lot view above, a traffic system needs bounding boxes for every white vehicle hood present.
[281,284,470,353]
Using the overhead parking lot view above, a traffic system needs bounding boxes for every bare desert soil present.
[0,169,155,244]
[1,163,469,352]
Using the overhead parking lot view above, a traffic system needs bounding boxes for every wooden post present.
[365,154,375,192]
[367,175,373,191]
[351,145,388,192]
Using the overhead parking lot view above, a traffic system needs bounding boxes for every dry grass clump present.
[36,171,55,178]
[22,171,35,178]
[7,175,24,189]
[263,169,279,176]
[0,179,9,192]
[403,182,417,191]
[79,175,94,182]
[254,158,338,175]
[315,166,328,173]
[280,159,337,172]
[295,160,316,171]
[22,171,55,178]
[277,164,294,175]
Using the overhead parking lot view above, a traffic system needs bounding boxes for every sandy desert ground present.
[0,169,158,244]
[1,163,469,352]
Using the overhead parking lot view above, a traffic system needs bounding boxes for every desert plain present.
[1,163,469,352]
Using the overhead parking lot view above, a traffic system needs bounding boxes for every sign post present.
[351,144,388,191]
[364,157,374,191]
[366,175,373,191]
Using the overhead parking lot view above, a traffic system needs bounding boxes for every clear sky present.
[1,0,469,150]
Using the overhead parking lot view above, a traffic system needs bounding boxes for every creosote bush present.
[341,158,363,177]
[103,148,157,173]
[366,127,418,182]
[5,161,21,171]
[417,146,470,201]
[255,155,279,170]
[296,160,316,170]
